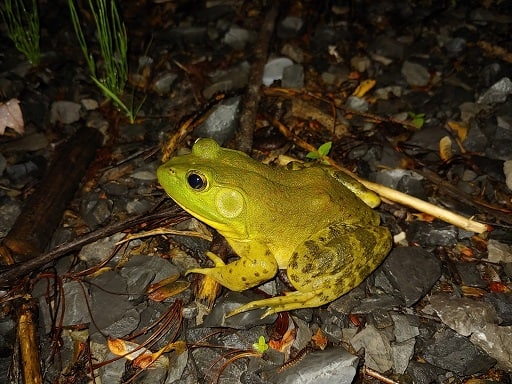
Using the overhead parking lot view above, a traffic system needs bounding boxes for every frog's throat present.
[175,201,248,239]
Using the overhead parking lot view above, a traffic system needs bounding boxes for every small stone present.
[50,100,82,124]
[350,325,393,372]
[262,57,294,86]
[277,347,358,384]
[379,247,441,306]
[277,16,304,39]
[401,61,430,87]
[152,72,178,96]
[350,55,371,73]
[420,327,495,375]
[223,26,252,50]
[504,160,512,190]
[486,239,512,263]
[429,294,498,336]
[392,338,415,374]
[202,291,277,329]
[484,292,512,325]
[193,96,240,145]
[405,360,444,384]
[470,323,512,371]
[80,98,99,110]
[391,313,419,343]
[78,233,126,265]
[282,64,304,89]
[281,43,304,63]
[344,95,368,112]
[477,77,512,104]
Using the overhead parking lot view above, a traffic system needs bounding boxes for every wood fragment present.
[236,2,280,153]
[2,127,103,262]
[17,301,43,384]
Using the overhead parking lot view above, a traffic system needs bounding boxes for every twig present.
[364,366,399,384]
[236,2,280,153]
[0,205,187,287]
[17,301,43,384]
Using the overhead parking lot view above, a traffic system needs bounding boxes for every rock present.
[391,313,419,343]
[350,55,371,73]
[504,160,512,190]
[282,64,304,89]
[50,100,82,124]
[89,271,137,340]
[484,292,512,325]
[406,221,458,247]
[152,72,178,96]
[350,325,393,372]
[36,280,92,333]
[470,323,512,371]
[368,35,404,61]
[263,57,294,86]
[281,43,304,63]
[374,169,426,199]
[277,16,304,39]
[477,77,512,105]
[392,338,415,374]
[275,347,358,384]
[344,95,368,112]
[80,195,114,229]
[401,61,430,87]
[487,239,512,263]
[78,233,126,265]
[419,327,496,375]
[378,247,442,306]
[405,360,445,384]
[193,96,240,145]
[429,294,498,336]
[223,25,253,50]
[455,262,488,288]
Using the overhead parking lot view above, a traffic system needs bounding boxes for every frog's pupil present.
[188,173,204,189]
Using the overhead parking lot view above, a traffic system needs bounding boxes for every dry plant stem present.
[271,117,489,234]
[236,2,280,153]
[17,301,43,384]
[0,205,187,287]
[364,366,399,384]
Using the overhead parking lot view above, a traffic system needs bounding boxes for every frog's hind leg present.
[186,249,278,292]
[227,289,329,318]
[228,223,391,318]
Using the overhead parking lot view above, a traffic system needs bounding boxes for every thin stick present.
[237,2,280,152]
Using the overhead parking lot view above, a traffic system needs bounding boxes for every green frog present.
[157,138,392,318]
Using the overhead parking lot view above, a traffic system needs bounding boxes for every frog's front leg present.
[228,223,392,318]
[186,244,278,292]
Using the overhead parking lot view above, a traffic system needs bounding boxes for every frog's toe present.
[226,291,321,318]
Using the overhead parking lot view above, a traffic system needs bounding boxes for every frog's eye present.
[187,171,207,191]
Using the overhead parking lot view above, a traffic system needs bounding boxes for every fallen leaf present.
[0,98,24,135]
[311,328,328,350]
[439,136,453,161]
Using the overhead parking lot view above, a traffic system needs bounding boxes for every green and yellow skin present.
[157,138,392,318]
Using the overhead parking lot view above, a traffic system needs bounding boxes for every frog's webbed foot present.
[226,289,325,319]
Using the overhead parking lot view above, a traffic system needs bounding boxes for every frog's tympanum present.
[157,138,392,318]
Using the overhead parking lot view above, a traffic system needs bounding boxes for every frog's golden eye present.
[187,171,207,191]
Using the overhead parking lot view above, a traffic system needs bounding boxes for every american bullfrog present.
[157,138,392,318]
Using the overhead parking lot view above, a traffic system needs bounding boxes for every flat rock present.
[274,347,358,384]
[378,247,442,306]
[429,294,498,336]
